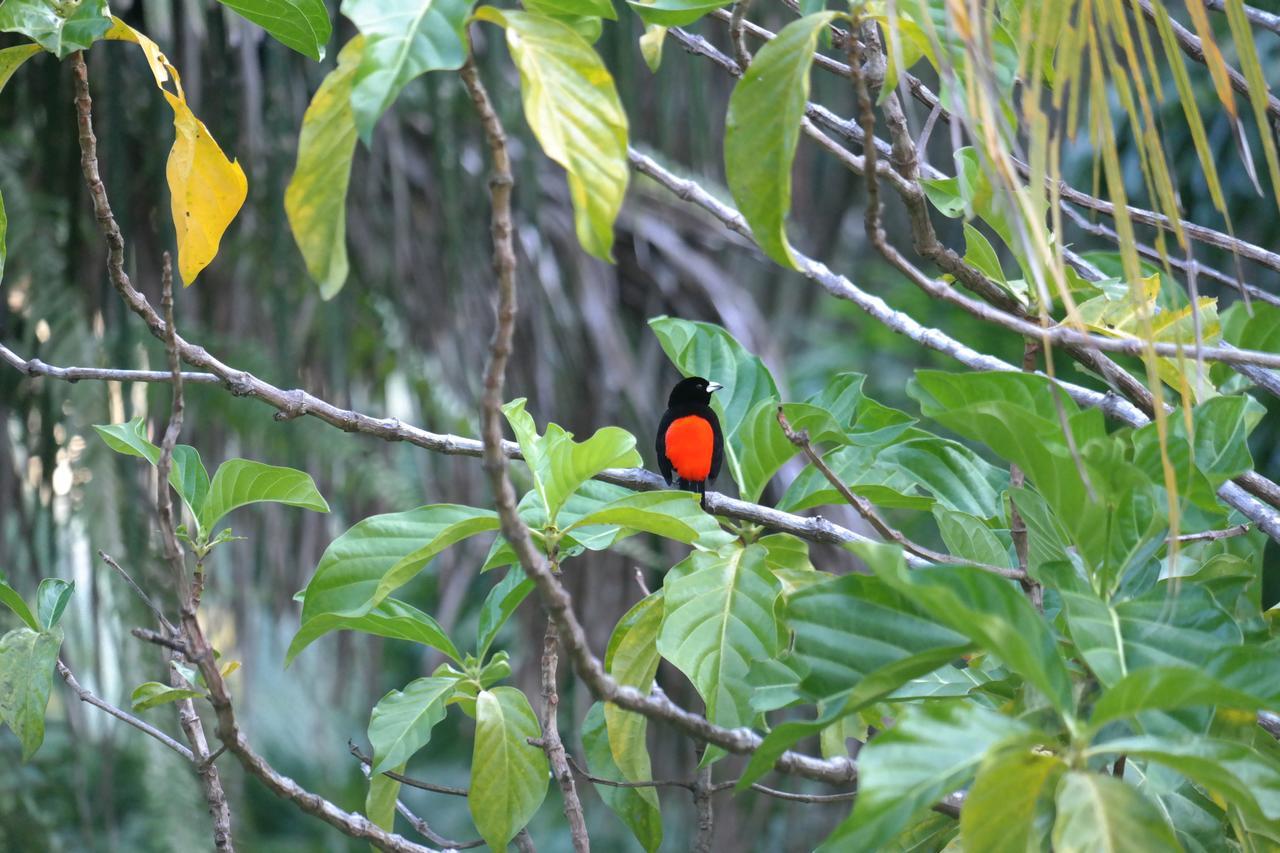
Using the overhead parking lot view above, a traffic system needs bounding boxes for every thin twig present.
[358,763,484,850]
[566,753,694,790]
[692,757,714,853]
[728,0,754,70]
[350,744,470,796]
[98,550,175,633]
[1176,523,1252,543]
[539,615,590,852]
[131,626,190,655]
[56,660,195,762]
[775,408,1022,578]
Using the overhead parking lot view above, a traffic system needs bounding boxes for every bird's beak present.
[707,382,724,393]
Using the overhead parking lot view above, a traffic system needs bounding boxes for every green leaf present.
[649,317,779,491]
[1061,582,1241,688]
[474,7,628,261]
[35,579,72,631]
[934,507,1009,568]
[216,0,331,59]
[604,592,663,784]
[476,566,535,658]
[524,0,616,18]
[343,0,470,142]
[735,400,842,504]
[0,626,60,760]
[287,595,462,665]
[583,702,662,852]
[369,676,454,773]
[724,12,840,268]
[1051,771,1180,852]
[626,0,729,26]
[0,0,110,57]
[0,580,38,630]
[294,505,498,647]
[468,687,549,850]
[129,681,205,711]
[1131,762,1229,853]
[93,419,212,527]
[1089,663,1275,729]
[820,700,1032,851]
[860,541,1074,717]
[538,426,644,523]
[0,43,40,95]
[285,36,363,298]
[960,749,1064,853]
[1089,737,1280,831]
[961,222,1006,285]
[565,490,731,547]
[200,459,329,532]
[657,546,781,735]
[365,761,403,833]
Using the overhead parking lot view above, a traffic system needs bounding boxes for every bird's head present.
[668,376,724,407]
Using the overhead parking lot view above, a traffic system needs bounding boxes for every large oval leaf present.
[474,7,629,261]
[0,626,62,761]
[724,12,839,268]
[217,0,332,60]
[287,595,461,665]
[285,36,363,298]
[1051,771,1179,852]
[343,0,471,142]
[199,459,329,531]
[469,687,549,849]
[583,702,662,852]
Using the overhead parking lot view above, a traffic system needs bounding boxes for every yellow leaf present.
[165,93,248,285]
[106,19,245,285]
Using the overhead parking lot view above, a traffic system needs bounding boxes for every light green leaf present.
[294,505,498,648]
[538,425,643,522]
[961,749,1064,853]
[35,579,72,631]
[820,700,1032,851]
[92,419,212,527]
[287,595,462,665]
[724,12,840,268]
[604,592,663,785]
[565,490,731,547]
[735,400,842,504]
[476,566,535,658]
[583,702,662,852]
[638,23,666,71]
[649,317,779,491]
[0,580,37,630]
[469,687,549,850]
[626,0,731,26]
[657,546,781,735]
[343,0,471,141]
[285,36,363,298]
[0,626,60,760]
[962,222,1006,285]
[0,0,110,57]
[216,0,331,59]
[365,760,403,833]
[200,459,329,532]
[474,7,628,260]
[860,541,1074,717]
[934,507,1009,568]
[1052,771,1179,852]
[130,681,205,712]
[1089,662,1277,729]
[369,676,455,773]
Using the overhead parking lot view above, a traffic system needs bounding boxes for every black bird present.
[656,376,724,504]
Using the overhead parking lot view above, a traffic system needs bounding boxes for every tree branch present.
[1202,0,1280,35]
[56,660,195,762]
[0,343,220,384]
[539,616,590,852]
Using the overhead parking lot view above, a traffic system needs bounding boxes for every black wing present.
[704,406,724,485]
[655,408,675,485]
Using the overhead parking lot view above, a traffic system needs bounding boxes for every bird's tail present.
[679,478,709,510]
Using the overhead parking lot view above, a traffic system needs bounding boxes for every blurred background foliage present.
[0,0,1278,850]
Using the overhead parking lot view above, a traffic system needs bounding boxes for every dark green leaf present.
[0,580,37,631]
[217,0,331,59]
[0,0,110,57]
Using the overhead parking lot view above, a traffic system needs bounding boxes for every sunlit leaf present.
[369,676,455,773]
[469,687,548,849]
[216,0,331,60]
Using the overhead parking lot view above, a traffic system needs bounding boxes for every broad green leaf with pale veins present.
[0,0,110,57]
[286,36,363,298]
[961,749,1064,853]
[343,0,471,142]
[1052,771,1179,852]
[369,676,454,773]
[725,12,839,268]
[0,626,62,760]
[475,8,628,261]
[288,595,462,665]
[469,687,548,850]
[199,459,328,531]
[584,702,662,852]
[216,0,331,60]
